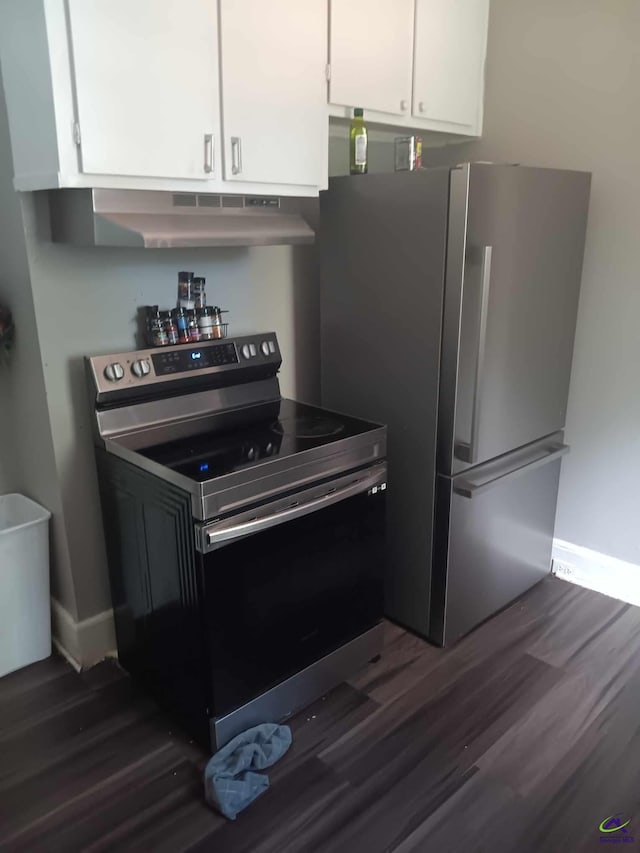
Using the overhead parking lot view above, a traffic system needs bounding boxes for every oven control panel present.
[87,334,281,398]
[152,342,238,376]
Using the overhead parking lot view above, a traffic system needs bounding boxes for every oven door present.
[197,464,387,717]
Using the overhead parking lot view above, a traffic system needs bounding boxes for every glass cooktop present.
[138,398,382,482]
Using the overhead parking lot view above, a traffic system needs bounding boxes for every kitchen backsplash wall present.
[329,129,397,177]
[328,123,458,178]
[20,188,321,624]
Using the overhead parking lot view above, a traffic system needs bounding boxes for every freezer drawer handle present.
[202,468,386,549]
[457,245,493,464]
[453,443,569,499]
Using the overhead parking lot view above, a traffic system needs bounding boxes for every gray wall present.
[0,79,77,614]
[0,78,21,497]
[0,444,12,493]
[426,0,640,567]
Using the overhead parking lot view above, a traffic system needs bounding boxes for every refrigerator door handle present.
[453,442,570,499]
[458,245,493,464]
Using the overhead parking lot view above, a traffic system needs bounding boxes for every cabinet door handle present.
[400,100,408,111]
[419,101,426,113]
[231,137,242,175]
[204,134,214,173]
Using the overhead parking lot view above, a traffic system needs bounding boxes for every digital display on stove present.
[151,343,238,376]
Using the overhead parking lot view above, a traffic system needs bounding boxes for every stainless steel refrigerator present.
[320,163,591,646]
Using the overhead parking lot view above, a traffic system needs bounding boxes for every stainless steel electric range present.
[86,333,387,750]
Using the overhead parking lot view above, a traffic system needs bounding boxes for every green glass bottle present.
[349,108,368,175]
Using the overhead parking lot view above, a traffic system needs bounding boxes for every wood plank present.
[392,772,527,853]
[270,682,379,780]
[0,677,157,791]
[0,715,173,839]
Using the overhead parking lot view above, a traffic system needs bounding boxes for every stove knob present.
[241,344,252,359]
[104,362,124,382]
[131,359,151,378]
[260,341,270,356]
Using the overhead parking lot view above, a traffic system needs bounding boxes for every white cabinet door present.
[67,0,221,180]
[219,0,326,188]
[329,0,414,117]
[412,0,489,129]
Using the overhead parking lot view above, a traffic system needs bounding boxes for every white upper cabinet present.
[327,0,489,136]
[0,0,328,194]
[412,0,489,130]
[67,0,221,180]
[219,0,326,188]
[329,0,414,117]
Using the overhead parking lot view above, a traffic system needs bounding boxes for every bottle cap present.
[354,108,364,117]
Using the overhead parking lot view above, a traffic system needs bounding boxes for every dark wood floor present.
[2,577,640,852]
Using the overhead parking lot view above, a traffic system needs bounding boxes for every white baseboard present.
[50,598,117,670]
[552,539,640,607]
[52,637,82,672]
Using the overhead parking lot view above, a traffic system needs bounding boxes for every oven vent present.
[221,196,244,209]
[197,194,222,208]
[172,193,198,208]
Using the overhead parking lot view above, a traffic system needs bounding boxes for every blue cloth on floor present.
[204,723,292,820]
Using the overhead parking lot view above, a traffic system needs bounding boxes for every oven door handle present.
[202,469,386,549]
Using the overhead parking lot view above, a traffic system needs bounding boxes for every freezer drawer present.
[430,434,568,646]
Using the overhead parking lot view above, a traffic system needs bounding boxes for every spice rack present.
[144,271,229,348]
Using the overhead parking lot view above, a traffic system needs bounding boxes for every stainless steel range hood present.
[48,189,315,248]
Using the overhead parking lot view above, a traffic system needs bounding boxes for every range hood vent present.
[48,189,315,248]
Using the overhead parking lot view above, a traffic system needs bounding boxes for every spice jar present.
[177,271,195,309]
[187,309,200,343]
[193,276,206,309]
[173,307,190,344]
[161,310,179,345]
[198,306,215,341]
[211,306,227,339]
[147,306,168,347]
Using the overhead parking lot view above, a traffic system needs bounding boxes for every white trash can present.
[0,494,52,678]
